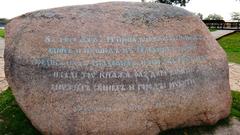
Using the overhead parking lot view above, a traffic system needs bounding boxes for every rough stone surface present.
[4,2,231,135]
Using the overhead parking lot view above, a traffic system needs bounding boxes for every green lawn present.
[209,28,217,32]
[0,29,4,38]
[218,32,240,64]
[231,90,240,119]
[0,88,239,135]
[0,88,41,135]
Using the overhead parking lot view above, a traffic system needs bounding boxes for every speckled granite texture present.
[4,2,231,135]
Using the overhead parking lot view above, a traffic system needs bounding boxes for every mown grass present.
[218,32,240,64]
[209,28,217,32]
[0,88,240,135]
[0,29,4,38]
[0,88,41,135]
[231,90,240,120]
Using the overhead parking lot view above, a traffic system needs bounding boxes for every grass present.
[0,88,240,135]
[231,90,240,120]
[0,29,4,38]
[0,88,41,135]
[218,32,240,64]
[209,28,217,32]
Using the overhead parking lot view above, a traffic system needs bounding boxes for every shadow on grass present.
[0,87,41,135]
[0,88,239,135]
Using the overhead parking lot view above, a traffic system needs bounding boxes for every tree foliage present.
[154,0,240,6]
[0,18,9,24]
[204,14,223,20]
[231,12,240,22]
[155,0,190,6]
[195,13,203,20]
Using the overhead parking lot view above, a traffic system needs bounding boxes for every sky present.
[0,0,240,20]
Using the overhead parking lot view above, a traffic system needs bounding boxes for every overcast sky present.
[0,0,240,20]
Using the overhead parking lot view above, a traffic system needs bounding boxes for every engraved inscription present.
[30,34,210,112]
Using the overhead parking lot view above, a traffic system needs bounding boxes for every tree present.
[195,13,203,20]
[155,0,240,6]
[155,0,190,6]
[204,14,223,20]
[0,18,9,24]
[231,12,240,22]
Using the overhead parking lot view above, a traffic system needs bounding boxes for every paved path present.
[229,63,240,91]
[211,30,235,39]
[210,30,240,91]
[0,38,8,92]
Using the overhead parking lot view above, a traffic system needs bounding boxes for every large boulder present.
[4,2,231,135]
